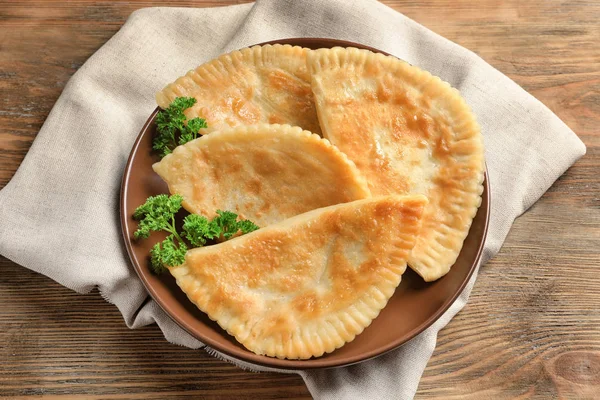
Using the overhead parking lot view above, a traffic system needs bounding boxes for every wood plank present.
[1,0,598,398]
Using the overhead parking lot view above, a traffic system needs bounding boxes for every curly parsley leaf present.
[236,219,260,235]
[211,210,239,239]
[153,97,207,157]
[211,210,260,239]
[182,214,218,247]
[149,236,187,274]
[179,117,208,146]
[133,195,260,274]
[133,194,183,239]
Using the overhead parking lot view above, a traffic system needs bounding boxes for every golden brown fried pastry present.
[152,124,371,227]
[156,44,321,135]
[169,194,428,359]
[308,47,485,282]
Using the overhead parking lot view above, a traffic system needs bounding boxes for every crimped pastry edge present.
[169,194,428,359]
[308,47,485,282]
[152,123,373,220]
[156,44,310,108]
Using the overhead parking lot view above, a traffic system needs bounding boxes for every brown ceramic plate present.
[120,38,490,370]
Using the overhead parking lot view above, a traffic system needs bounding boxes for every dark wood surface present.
[1,0,598,398]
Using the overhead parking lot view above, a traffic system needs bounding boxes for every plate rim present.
[120,37,491,370]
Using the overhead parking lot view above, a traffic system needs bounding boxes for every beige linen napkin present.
[0,0,586,398]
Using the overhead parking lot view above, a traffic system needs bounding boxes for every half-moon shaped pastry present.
[169,194,428,359]
[152,124,371,227]
[308,47,485,282]
[156,44,321,135]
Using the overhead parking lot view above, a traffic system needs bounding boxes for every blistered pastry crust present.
[153,124,371,227]
[156,44,321,135]
[169,195,428,359]
[308,47,485,281]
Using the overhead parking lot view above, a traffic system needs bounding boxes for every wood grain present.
[1,0,598,398]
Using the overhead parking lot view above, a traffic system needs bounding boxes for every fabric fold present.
[0,1,585,399]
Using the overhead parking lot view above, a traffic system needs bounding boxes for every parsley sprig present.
[153,97,208,157]
[133,194,259,274]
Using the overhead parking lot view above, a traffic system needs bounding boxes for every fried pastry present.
[169,194,428,359]
[152,124,371,227]
[156,44,321,135]
[308,47,485,282]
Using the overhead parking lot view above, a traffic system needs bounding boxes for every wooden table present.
[1,0,598,398]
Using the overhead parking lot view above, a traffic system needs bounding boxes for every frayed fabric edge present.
[203,346,300,375]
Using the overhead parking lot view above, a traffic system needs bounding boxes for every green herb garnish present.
[133,194,259,274]
[153,97,208,157]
